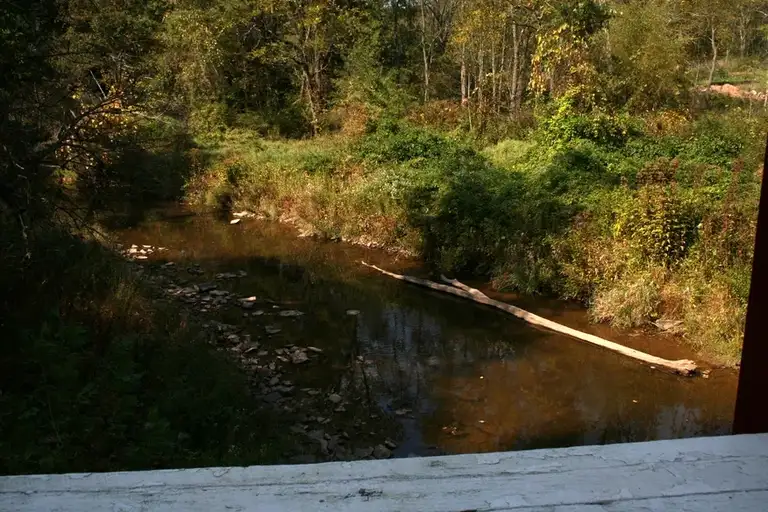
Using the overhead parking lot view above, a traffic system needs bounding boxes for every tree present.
[607,0,690,109]
[529,0,609,105]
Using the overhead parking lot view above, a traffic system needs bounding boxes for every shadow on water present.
[116,206,738,457]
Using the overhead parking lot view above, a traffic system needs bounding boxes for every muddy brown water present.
[115,206,738,458]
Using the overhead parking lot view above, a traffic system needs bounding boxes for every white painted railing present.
[2,434,768,511]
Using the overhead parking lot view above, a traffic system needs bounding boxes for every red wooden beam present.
[733,132,768,434]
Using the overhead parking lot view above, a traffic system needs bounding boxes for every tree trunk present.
[362,262,698,376]
[511,22,519,112]
[303,70,319,135]
[420,0,430,102]
[708,25,718,86]
[498,35,506,114]
[739,14,748,57]
[491,41,497,111]
[461,44,467,107]
[477,49,484,110]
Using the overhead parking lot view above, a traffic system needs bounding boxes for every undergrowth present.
[184,105,767,366]
[0,222,288,475]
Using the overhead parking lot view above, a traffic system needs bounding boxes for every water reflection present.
[117,208,737,457]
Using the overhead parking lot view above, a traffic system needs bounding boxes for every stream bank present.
[114,206,738,460]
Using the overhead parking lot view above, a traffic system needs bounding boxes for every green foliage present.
[356,121,470,163]
[482,139,536,170]
[606,0,691,109]
[539,93,640,146]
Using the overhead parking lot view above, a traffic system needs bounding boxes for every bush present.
[615,165,697,267]
[483,139,536,170]
[356,121,461,163]
[538,93,641,147]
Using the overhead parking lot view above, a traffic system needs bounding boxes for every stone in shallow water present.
[291,350,309,364]
[328,393,342,404]
[306,430,325,442]
[307,346,323,353]
[346,309,360,316]
[384,439,397,450]
[263,392,281,404]
[279,310,304,317]
[354,447,373,458]
[654,319,684,333]
[373,444,392,459]
[198,283,217,293]
[229,218,241,225]
[265,326,282,335]
[334,445,348,460]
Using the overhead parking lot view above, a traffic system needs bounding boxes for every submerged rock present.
[654,319,684,333]
[291,350,309,364]
[373,444,392,459]
[263,392,282,404]
[279,310,304,317]
[346,309,360,316]
[229,218,241,225]
[328,394,342,404]
[354,447,374,458]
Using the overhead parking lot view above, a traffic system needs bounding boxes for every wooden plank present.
[734,132,768,434]
[2,435,767,511]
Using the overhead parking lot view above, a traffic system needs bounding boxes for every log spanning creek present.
[113,206,738,462]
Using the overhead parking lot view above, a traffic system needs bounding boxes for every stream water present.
[115,206,738,458]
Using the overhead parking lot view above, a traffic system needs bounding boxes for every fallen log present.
[440,275,488,297]
[363,262,697,376]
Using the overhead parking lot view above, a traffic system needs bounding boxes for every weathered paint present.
[2,434,767,511]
